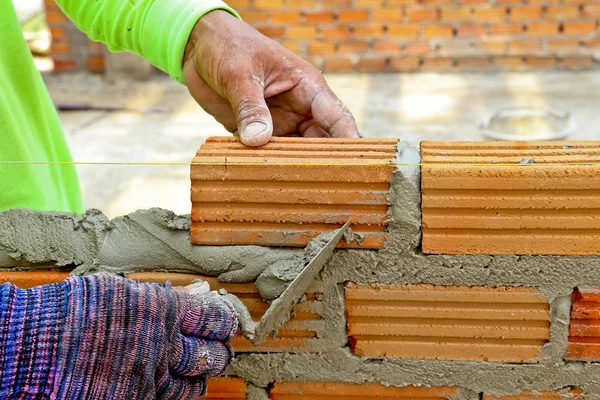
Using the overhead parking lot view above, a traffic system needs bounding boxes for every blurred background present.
[15,0,600,218]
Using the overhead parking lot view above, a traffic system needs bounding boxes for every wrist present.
[184,10,235,65]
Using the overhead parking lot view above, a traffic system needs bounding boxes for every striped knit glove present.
[0,273,238,399]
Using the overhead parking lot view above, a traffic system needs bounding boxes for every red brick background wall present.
[44,0,600,73]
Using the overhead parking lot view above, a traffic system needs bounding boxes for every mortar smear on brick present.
[269,382,456,399]
[567,288,600,361]
[190,137,399,249]
[127,272,324,353]
[483,388,589,400]
[421,141,600,255]
[345,283,550,362]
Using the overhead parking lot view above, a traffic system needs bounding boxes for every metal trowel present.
[221,219,352,346]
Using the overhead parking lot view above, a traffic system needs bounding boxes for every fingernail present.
[242,122,267,138]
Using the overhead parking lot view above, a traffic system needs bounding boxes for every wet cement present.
[2,141,600,397]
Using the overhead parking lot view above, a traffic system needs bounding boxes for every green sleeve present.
[54,0,240,83]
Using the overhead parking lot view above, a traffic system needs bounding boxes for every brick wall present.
[43,0,106,72]
[42,0,600,73]
[3,138,600,397]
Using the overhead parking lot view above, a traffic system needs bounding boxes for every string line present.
[0,161,599,167]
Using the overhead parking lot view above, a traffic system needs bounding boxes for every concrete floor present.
[44,71,600,218]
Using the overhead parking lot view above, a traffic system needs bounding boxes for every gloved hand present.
[182,10,361,147]
[0,273,238,399]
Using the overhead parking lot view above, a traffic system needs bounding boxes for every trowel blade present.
[251,219,352,345]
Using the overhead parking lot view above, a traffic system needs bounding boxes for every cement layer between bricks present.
[2,142,600,397]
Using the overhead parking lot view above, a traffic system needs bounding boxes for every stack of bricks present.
[41,0,600,73]
[43,0,107,72]
[5,137,600,398]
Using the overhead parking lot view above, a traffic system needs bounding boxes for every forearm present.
[54,0,240,83]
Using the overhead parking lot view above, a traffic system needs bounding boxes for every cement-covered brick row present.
[190,137,399,249]
[126,273,327,353]
[421,141,600,255]
[345,283,550,362]
[269,382,457,399]
[567,288,600,361]
[483,388,589,400]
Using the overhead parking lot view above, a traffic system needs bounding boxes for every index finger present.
[178,293,239,342]
[310,88,360,139]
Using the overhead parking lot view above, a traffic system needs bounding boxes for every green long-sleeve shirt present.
[0,0,237,213]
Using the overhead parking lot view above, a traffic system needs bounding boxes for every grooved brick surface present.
[127,273,324,352]
[0,271,70,288]
[421,141,600,255]
[483,388,587,400]
[567,288,600,361]
[190,137,399,249]
[270,382,456,399]
[345,283,550,362]
[204,377,247,399]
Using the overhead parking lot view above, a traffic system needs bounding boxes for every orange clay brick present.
[547,38,581,52]
[321,26,351,40]
[86,57,105,73]
[372,8,404,22]
[50,42,72,56]
[52,59,78,71]
[563,56,594,69]
[546,5,580,20]
[387,0,418,5]
[474,7,508,22]
[421,141,600,255]
[422,57,454,70]
[388,24,420,38]
[494,56,524,69]
[457,57,490,70]
[583,5,600,18]
[204,377,247,399]
[338,41,369,53]
[270,382,456,399]
[226,0,250,8]
[421,0,452,4]
[526,22,559,36]
[319,0,351,8]
[509,39,542,54]
[339,9,369,23]
[438,40,473,56]
[323,57,354,72]
[510,6,543,21]
[526,56,557,69]
[271,11,300,24]
[49,27,67,40]
[357,57,387,72]
[457,24,487,37]
[422,25,454,38]
[474,39,508,54]
[0,271,70,288]
[127,272,324,352]
[405,41,435,55]
[240,11,269,23]
[563,21,597,35]
[389,56,421,71]
[353,24,385,38]
[281,41,299,53]
[406,8,438,22]
[373,41,403,54]
[484,388,588,400]
[490,23,523,36]
[355,0,382,6]
[440,7,472,22]
[304,11,334,23]
[285,0,315,7]
[190,138,398,249]
[567,288,600,360]
[257,27,285,39]
[286,26,317,39]
[254,0,283,8]
[585,38,600,49]
[308,41,336,56]
[346,283,549,362]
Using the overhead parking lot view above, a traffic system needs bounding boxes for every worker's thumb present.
[230,82,273,147]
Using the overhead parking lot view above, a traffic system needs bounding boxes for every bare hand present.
[183,10,360,146]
